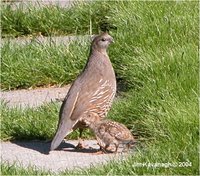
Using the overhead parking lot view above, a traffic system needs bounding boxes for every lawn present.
[1,1,199,175]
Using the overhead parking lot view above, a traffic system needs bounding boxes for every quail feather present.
[51,33,116,151]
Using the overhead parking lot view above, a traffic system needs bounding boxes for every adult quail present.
[51,32,116,151]
[84,117,135,153]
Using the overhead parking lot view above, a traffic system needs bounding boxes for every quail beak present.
[109,37,114,44]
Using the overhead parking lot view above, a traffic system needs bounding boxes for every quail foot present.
[51,32,116,151]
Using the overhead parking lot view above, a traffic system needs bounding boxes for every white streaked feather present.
[101,80,109,87]
[99,78,103,83]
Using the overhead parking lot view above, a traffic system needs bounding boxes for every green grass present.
[1,162,51,175]
[1,1,199,175]
[1,1,198,90]
[1,102,59,140]
[1,40,89,90]
[1,97,198,175]
[1,1,115,37]
[0,102,93,141]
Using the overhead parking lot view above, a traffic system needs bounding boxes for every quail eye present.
[101,38,106,41]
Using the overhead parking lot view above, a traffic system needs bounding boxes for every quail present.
[84,117,135,153]
[51,33,116,151]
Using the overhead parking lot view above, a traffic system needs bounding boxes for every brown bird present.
[51,33,116,150]
[84,117,135,153]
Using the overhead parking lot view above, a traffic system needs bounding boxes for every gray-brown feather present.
[51,33,116,150]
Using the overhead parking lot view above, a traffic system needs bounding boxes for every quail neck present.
[86,35,115,76]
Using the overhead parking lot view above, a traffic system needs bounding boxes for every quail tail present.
[50,122,73,151]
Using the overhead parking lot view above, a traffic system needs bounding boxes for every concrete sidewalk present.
[1,35,91,47]
[2,0,79,10]
[0,85,127,173]
[1,85,70,108]
[1,86,128,173]
[1,140,126,173]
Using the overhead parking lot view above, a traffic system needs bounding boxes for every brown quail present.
[84,118,135,153]
[51,33,116,150]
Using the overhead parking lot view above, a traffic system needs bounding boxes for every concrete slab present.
[2,0,79,10]
[1,35,91,46]
[1,140,126,173]
[1,85,70,108]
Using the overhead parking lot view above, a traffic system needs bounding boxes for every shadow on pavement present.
[62,147,100,154]
[11,140,76,155]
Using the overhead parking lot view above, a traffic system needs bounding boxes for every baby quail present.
[84,117,135,153]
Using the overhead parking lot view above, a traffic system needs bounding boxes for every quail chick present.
[51,32,116,151]
[84,117,135,153]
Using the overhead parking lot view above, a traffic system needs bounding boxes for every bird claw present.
[97,146,115,154]
[75,142,89,149]
[75,142,85,149]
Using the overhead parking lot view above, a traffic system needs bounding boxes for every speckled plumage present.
[85,118,135,153]
[51,33,116,151]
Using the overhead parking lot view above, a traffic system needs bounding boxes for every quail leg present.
[124,140,135,152]
[93,137,106,154]
[125,143,132,152]
[96,137,104,150]
[121,144,127,153]
[97,145,110,154]
[104,144,111,153]
[113,143,119,153]
[75,128,86,149]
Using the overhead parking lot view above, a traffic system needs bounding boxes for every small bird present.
[84,118,135,153]
[51,32,116,151]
